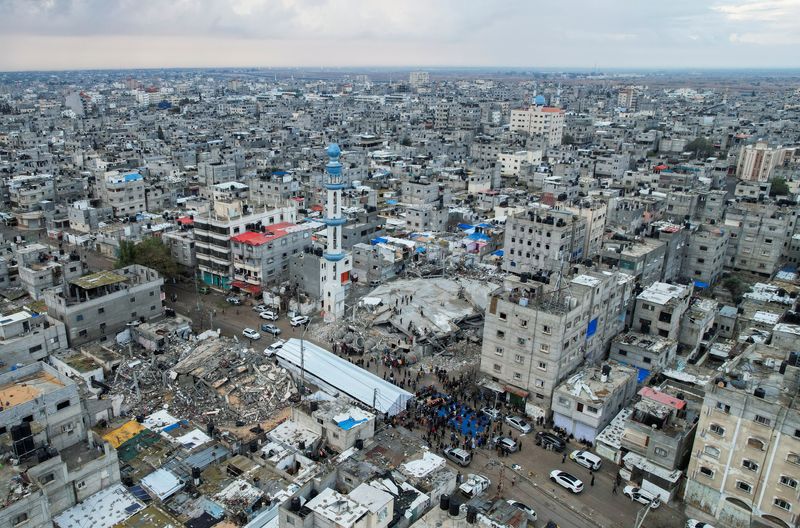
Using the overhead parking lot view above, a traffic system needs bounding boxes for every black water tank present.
[466,507,477,524]
[298,441,306,450]
[207,421,215,436]
[290,497,301,512]
[355,439,364,450]
[440,495,450,511]
[249,440,258,453]
[449,501,460,517]
[754,387,766,399]
[676,393,685,400]
[602,364,611,377]
[779,361,788,374]
[309,489,318,499]
[309,401,319,412]
[191,467,202,479]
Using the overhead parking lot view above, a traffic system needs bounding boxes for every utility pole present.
[300,323,308,398]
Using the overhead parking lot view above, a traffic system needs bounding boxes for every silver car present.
[505,415,532,434]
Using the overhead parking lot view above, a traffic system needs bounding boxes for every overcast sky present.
[1,0,798,71]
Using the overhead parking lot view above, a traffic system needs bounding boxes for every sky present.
[0,0,799,71]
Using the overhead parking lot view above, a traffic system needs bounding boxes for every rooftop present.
[555,361,638,403]
[613,332,675,353]
[53,484,144,528]
[0,370,65,411]
[305,487,368,528]
[637,282,689,305]
[70,269,128,290]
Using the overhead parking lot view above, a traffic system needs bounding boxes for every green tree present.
[723,276,751,305]
[685,137,715,159]
[116,238,181,279]
[769,177,789,196]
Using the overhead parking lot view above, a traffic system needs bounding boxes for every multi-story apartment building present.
[0,362,120,528]
[502,206,586,276]
[44,265,164,347]
[194,199,297,290]
[684,345,800,528]
[162,229,196,268]
[736,142,794,182]
[198,160,237,186]
[570,270,633,362]
[98,170,146,218]
[610,332,678,375]
[601,238,666,287]
[480,278,587,418]
[566,200,607,259]
[230,221,314,291]
[509,105,565,147]
[498,150,542,177]
[724,203,790,277]
[682,224,728,288]
[0,309,67,367]
[552,361,638,442]
[67,200,113,233]
[14,243,87,300]
[632,282,692,341]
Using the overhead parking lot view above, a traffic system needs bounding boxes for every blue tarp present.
[637,367,651,384]
[693,280,710,289]
[415,247,426,253]
[337,417,368,430]
[386,199,398,205]
[457,223,474,230]
[492,249,504,256]
[467,232,490,242]
[371,237,389,245]
[586,318,598,338]
[476,223,493,228]
[436,401,489,437]
[123,172,143,182]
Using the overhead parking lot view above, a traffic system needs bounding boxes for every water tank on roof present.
[440,495,450,511]
[754,388,766,399]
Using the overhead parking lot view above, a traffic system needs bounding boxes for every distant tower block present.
[320,143,351,320]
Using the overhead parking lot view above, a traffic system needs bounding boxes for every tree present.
[116,238,181,279]
[723,276,751,305]
[157,125,165,141]
[769,177,789,196]
[685,137,715,159]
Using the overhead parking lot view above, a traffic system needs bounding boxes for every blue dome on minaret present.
[534,95,546,106]
[326,143,341,159]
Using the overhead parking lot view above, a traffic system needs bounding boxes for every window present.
[736,481,752,493]
[499,312,507,321]
[774,498,791,511]
[539,343,550,353]
[542,325,551,335]
[495,347,504,356]
[709,424,725,436]
[285,515,295,525]
[747,437,765,451]
[754,414,771,426]
[742,459,759,471]
[715,402,730,413]
[497,330,505,339]
[586,405,599,415]
[76,314,84,321]
[56,400,70,411]
[513,372,522,380]
[779,475,797,489]
[78,329,88,337]
[29,344,42,353]
[538,361,547,371]
[535,379,545,388]
[703,446,721,459]
[98,307,105,314]
[130,297,136,302]
[41,473,55,484]
[13,513,28,526]
[654,447,668,457]
[519,319,528,327]
[699,466,714,478]
[558,397,569,406]
[493,364,501,372]
[514,354,524,364]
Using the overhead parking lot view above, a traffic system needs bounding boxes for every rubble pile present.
[108,335,297,428]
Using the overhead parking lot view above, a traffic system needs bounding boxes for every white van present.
[443,447,472,467]
[569,449,602,471]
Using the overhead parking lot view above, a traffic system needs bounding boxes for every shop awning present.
[503,385,529,398]
[230,281,261,295]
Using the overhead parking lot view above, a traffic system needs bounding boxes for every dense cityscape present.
[1,9,800,528]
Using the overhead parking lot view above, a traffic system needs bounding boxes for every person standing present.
[562,453,566,463]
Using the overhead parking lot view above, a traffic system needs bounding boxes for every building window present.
[715,401,730,413]
[709,424,725,437]
[98,307,105,314]
[56,400,70,411]
[703,446,721,459]
[493,364,501,372]
[542,325,551,334]
[13,513,28,526]
[537,361,547,371]
[748,437,766,451]
[514,354,524,364]
[535,379,545,388]
[699,467,714,478]
[285,516,295,525]
[774,498,791,511]
[519,319,528,327]
[540,343,550,353]
[779,475,797,489]
[754,414,771,426]
[496,330,505,339]
[513,372,522,380]
[558,397,569,406]
[499,312,507,321]
[586,405,599,415]
[654,447,668,457]
[29,344,43,354]
[78,330,88,337]
[517,337,526,346]
[76,314,84,321]
[41,473,55,484]
[742,459,759,472]
[495,347,504,356]
[735,481,752,494]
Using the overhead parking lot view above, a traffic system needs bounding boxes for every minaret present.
[320,143,351,320]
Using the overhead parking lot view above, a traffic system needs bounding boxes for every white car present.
[481,407,501,420]
[549,470,583,494]
[253,303,268,312]
[459,474,491,498]
[259,310,278,321]
[569,449,602,471]
[265,339,285,357]
[242,328,261,340]
[506,500,537,521]
[505,415,532,434]
[687,520,715,528]
[290,315,310,327]
[623,486,661,509]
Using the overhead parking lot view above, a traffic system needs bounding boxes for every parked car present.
[505,415,532,434]
[544,522,558,528]
[481,407,501,420]
[443,447,472,467]
[549,470,583,494]
[491,436,519,453]
[261,324,281,336]
[253,303,268,312]
[259,310,278,321]
[242,328,261,340]
[459,474,491,498]
[536,431,566,452]
[506,500,537,521]
[623,486,661,509]
[686,520,714,528]
[569,450,602,471]
[290,315,310,327]
[226,296,242,305]
[265,339,285,357]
